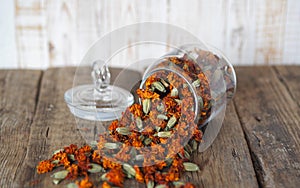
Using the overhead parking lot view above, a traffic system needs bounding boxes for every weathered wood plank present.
[0,70,42,188]
[15,68,83,187]
[181,102,258,188]
[14,67,258,187]
[274,66,300,107]
[234,66,300,187]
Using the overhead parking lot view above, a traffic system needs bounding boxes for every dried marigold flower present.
[108,120,119,131]
[64,144,78,154]
[76,176,93,188]
[105,168,125,187]
[129,103,144,117]
[60,153,71,168]
[101,181,111,188]
[134,165,144,183]
[91,150,101,164]
[183,182,196,188]
[37,160,55,174]
[78,145,92,154]
[52,151,65,161]
[66,164,79,180]
[192,128,203,142]
[102,157,122,170]
[136,89,160,99]
[165,167,180,182]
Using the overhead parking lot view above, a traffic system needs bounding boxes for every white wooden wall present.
[1,0,300,69]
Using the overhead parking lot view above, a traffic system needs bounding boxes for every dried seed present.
[170,88,178,97]
[157,114,168,120]
[152,82,166,92]
[173,181,185,188]
[51,160,60,164]
[183,162,199,171]
[198,96,203,110]
[100,173,108,181]
[157,131,172,138]
[116,127,131,135]
[143,138,152,145]
[53,179,62,185]
[53,149,63,155]
[135,154,144,161]
[89,140,98,150]
[155,126,161,132]
[155,185,167,188]
[184,150,191,159]
[178,152,184,159]
[183,63,189,70]
[139,135,145,142]
[175,99,182,105]
[104,142,119,150]
[160,78,169,87]
[147,181,154,188]
[66,183,78,188]
[156,103,165,112]
[143,99,151,114]
[166,116,177,129]
[51,170,69,179]
[191,140,198,151]
[123,163,136,177]
[68,154,75,161]
[165,158,173,166]
[136,117,143,130]
[192,79,201,88]
[150,84,155,91]
[130,147,137,158]
[184,144,193,154]
[88,163,105,173]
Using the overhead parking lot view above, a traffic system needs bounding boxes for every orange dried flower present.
[79,145,92,154]
[145,75,158,88]
[102,157,122,170]
[193,128,203,142]
[108,120,119,131]
[67,164,79,179]
[136,89,160,99]
[91,150,101,164]
[60,153,71,168]
[64,144,78,154]
[101,181,111,188]
[134,165,144,183]
[129,103,143,117]
[184,182,196,188]
[37,160,55,174]
[35,51,215,188]
[76,176,93,188]
[106,169,125,187]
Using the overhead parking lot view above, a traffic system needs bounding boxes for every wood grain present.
[10,0,300,69]
[181,102,258,188]
[14,68,85,187]
[233,66,300,187]
[0,70,42,188]
[274,66,300,107]
[2,67,299,187]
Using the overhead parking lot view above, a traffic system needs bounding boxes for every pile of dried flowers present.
[37,52,218,188]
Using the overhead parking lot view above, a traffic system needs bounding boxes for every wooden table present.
[0,66,299,188]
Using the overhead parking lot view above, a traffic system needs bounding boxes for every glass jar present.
[140,43,236,152]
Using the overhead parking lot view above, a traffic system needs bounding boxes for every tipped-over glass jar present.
[140,43,236,152]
